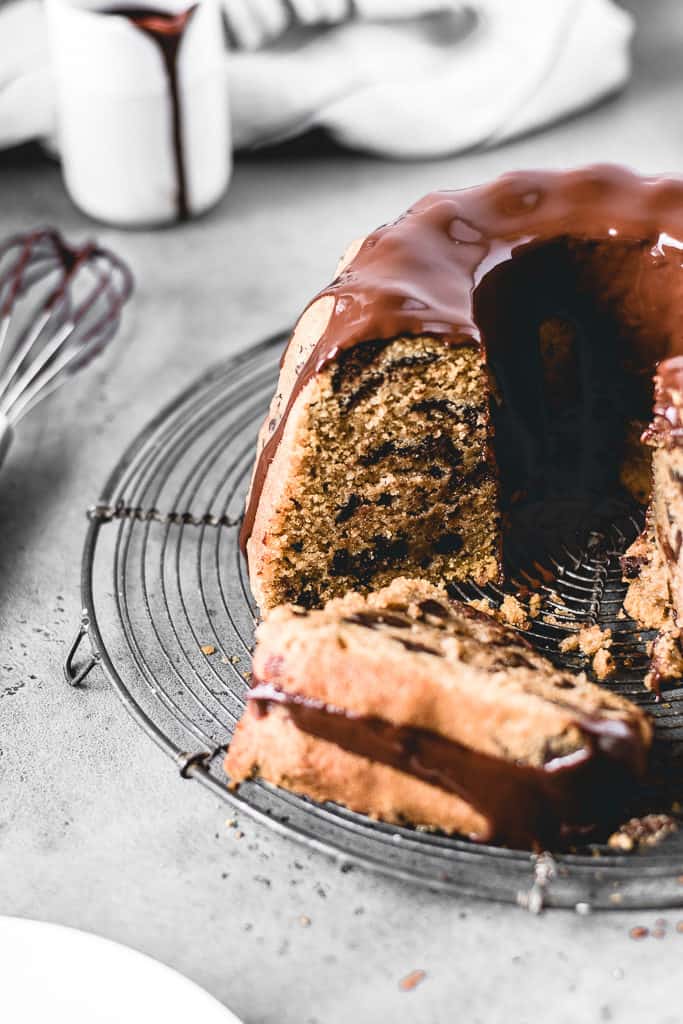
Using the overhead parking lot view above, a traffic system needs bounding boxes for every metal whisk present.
[0,228,133,467]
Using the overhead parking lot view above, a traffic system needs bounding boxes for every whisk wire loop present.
[0,228,133,434]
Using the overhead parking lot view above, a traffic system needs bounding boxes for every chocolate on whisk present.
[0,227,133,463]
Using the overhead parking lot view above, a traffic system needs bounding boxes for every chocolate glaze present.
[248,682,647,849]
[0,229,92,318]
[0,227,134,364]
[102,5,197,220]
[241,165,683,552]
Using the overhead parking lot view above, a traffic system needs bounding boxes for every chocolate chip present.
[331,548,352,576]
[418,599,450,619]
[394,637,443,656]
[386,352,440,371]
[620,554,647,580]
[489,652,537,670]
[434,532,464,555]
[412,398,483,429]
[331,338,392,392]
[335,494,363,524]
[359,440,396,467]
[340,372,385,412]
[343,610,411,629]
[359,435,462,470]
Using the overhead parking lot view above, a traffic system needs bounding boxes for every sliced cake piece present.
[226,578,652,850]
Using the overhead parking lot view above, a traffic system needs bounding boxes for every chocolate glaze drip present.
[248,682,647,849]
[102,5,197,220]
[241,165,683,552]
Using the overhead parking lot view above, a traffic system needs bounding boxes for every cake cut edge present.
[226,579,653,850]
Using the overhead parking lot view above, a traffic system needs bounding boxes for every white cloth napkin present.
[0,0,633,159]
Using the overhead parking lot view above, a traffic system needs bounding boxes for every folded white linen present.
[0,0,633,158]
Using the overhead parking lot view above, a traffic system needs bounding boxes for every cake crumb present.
[644,627,683,693]
[629,926,649,940]
[560,624,612,657]
[399,970,426,992]
[299,915,311,927]
[467,594,530,630]
[608,814,678,852]
[498,594,530,630]
[592,647,616,681]
[200,644,216,656]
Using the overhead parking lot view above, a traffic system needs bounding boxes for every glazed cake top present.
[242,165,683,549]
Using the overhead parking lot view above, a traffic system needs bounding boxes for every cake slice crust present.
[226,578,652,849]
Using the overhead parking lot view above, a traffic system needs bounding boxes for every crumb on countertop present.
[200,644,216,656]
[399,970,426,992]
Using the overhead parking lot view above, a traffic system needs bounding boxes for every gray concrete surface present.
[2,2,683,1021]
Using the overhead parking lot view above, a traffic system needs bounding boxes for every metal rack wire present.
[66,331,683,910]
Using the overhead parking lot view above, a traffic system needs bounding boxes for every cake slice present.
[225,578,652,850]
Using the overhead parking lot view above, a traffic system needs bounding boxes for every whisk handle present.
[0,413,12,470]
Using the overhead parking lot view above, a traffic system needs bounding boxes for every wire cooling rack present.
[66,331,683,910]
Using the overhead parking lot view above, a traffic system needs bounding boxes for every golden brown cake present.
[226,579,652,850]
[240,166,683,661]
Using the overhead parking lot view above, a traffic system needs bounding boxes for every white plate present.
[0,916,242,1024]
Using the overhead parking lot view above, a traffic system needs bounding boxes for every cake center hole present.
[474,237,668,555]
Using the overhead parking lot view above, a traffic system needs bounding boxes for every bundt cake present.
[229,165,683,846]
[240,165,683,634]
[225,578,652,849]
